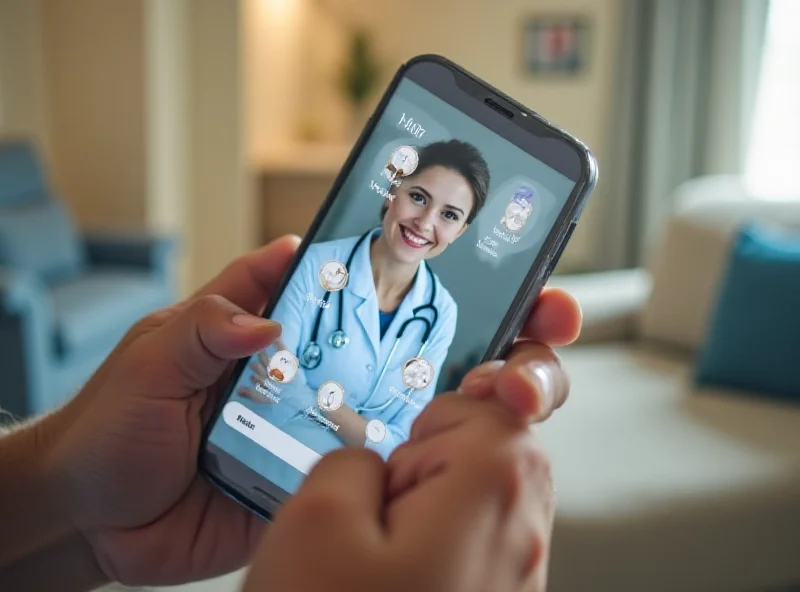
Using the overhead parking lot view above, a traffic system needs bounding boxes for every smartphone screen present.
[204,58,592,505]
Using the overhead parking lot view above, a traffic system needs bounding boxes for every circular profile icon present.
[319,260,348,292]
[401,357,435,391]
[365,419,387,444]
[317,381,345,411]
[383,145,419,184]
[267,350,299,384]
[500,186,535,233]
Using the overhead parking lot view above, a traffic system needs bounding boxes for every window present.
[745,0,800,200]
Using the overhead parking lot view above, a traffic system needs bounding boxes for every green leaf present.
[339,29,381,107]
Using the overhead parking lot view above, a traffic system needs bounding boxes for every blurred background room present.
[0,0,798,590]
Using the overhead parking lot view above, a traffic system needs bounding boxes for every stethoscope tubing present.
[356,339,431,413]
[298,229,439,413]
[304,230,372,361]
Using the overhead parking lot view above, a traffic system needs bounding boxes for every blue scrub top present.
[379,309,398,338]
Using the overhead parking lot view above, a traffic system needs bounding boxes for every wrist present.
[40,405,110,589]
[0,408,107,590]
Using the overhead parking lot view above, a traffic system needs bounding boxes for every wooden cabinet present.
[254,143,349,243]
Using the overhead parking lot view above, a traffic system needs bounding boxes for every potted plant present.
[339,28,381,140]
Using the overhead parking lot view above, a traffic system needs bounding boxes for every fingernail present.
[459,360,505,396]
[232,314,279,329]
[459,373,494,397]
[527,363,554,416]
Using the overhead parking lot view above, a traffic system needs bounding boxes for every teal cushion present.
[0,200,84,281]
[695,223,800,401]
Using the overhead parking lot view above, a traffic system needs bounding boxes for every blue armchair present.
[0,139,177,417]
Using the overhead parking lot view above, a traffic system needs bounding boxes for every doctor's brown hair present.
[382,140,490,225]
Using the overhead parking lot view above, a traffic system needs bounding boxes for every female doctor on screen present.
[232,140,490,488]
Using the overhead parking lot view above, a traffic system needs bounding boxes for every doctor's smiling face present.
[383,140,490,265]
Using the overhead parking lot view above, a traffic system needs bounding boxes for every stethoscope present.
[300,230,439,412]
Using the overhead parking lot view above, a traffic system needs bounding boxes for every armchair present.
[0,139,177,418]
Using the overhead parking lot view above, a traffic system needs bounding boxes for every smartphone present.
[200,54,597,519]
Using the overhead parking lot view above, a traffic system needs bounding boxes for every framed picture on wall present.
[521,15,591,76]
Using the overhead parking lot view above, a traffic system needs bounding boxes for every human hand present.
[41,236,300,586]
[459,287,581,421]
[243,395,552,592]
[377,288,580,589]
[241,288,578,592]
[376,303,576,591]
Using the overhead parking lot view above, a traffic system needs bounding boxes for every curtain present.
[596,0,771,269]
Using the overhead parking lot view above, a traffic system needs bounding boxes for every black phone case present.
[199,54,598,520]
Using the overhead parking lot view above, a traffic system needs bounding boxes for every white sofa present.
[544,177,800,592]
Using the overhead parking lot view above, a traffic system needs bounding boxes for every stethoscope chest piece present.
[300,230,439,383]
[301,342,322,369]
[329,329,349,349]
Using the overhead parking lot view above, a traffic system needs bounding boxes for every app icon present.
[267,350,299,383]
[401,357,434,390]
[317,381,345,411]
[500,186,535,232]
[365,419,387,443]
[383,145,419,184]
[319,260,348,292]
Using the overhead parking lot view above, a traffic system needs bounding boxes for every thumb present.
[460,343,567,423]
[126,294,281,396]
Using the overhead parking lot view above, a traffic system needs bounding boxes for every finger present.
[125,295,281,397]
[519,288,582,346]
[388,427,545,583]
[386,438,447,499]
[292,448,387,543]
[193,235,300,314]
[393,395,525,498]
[409,393,512,442]
[201,362,239,423]
[391,429,549,589]
[250,362,267,384]
[462,343,568,422]
[251,365,268,382]
[388,442,529,585]
[238,387,264,402]
[493,343,568,421]
[457,360,506,399]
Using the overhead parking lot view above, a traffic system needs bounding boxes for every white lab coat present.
[213,228,458,493]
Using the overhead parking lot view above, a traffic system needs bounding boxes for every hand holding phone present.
[201,55,596,516]
[242,393,554,592]
[33,228,577,588]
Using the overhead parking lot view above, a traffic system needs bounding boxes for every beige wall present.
[2,0,617,289]
[0,0,148,229]
[40,0,147,229]
[144,0,191,292]
[0,0,51,155]
[188,0,254,288]
[354,0,622,271]
[247,0,622,271]
[0,0,251,294]
[145,0,188,235]
[244,0,311,157]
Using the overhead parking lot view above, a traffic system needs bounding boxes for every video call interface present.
[208,78,578,495]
